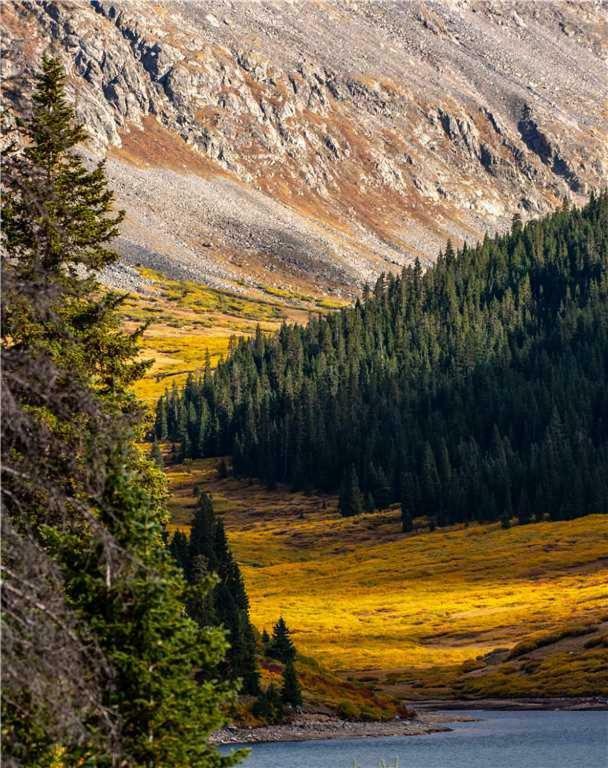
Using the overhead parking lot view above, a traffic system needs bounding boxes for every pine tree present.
[171,488,260,695]
[3,56,122,277]
[252,683,284,725]
[189,489,217,576]
[421,444,440,520]
[2,56,238,766]
[267,617,296,663]
[370,464,392,509]
[339,464,364,517]
[169,530,191,574]
[401,500,413,533]
[155,396,169,440]
[281,659,303,708]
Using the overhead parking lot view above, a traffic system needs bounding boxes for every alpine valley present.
[1,2,607,766]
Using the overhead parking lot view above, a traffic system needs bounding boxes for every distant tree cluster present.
[255,618,302,722]
[156,195,608,527]
[169,490,259,694]
[169,496,304,716]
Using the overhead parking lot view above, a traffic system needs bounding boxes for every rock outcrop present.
[2,0,607,295]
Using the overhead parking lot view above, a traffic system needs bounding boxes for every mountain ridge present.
[2,0,607,295]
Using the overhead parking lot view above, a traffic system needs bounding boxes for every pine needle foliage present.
[1,56,242,767]
[169,490,260,695]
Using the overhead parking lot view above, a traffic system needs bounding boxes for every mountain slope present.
[2,0,607,295]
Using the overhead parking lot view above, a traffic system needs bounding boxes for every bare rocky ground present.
[211,711,464,745]
[2,1,607,296]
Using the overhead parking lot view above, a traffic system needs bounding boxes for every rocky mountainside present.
[2,0,607,296]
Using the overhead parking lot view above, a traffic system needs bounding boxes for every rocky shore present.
[212,697,608,745]
[415,696,608,712]
[211,712,469,745]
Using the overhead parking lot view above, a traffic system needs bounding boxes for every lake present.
[221,710,608,768]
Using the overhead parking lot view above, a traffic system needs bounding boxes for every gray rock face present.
[2,0,607,294]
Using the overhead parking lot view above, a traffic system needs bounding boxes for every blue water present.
[221,710,608,768]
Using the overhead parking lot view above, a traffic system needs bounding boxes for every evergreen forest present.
[156,195,608,527]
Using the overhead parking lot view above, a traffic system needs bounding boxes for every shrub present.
[338,700,360,720]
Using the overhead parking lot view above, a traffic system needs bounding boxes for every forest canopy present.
[156,194,608,527]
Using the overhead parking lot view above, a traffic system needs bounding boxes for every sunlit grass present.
[316,296,349,309]
[119,268,328,404]
[165,457,608,699]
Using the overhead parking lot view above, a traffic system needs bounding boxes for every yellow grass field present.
[165,457,608,700]
[119,268,346,405]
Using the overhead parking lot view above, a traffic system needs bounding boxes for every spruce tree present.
[189,489,218,577]
[370,464,392,509]
[3,56,122,277]
[2,56,239,766]
[281,659,303,708]
[421,444,440,520]
[169,529,191,574]
[171,488,260,695]
[339,465,364,517]
[268,617,296,663]
[401,501,413,533]
[252,683,284,725]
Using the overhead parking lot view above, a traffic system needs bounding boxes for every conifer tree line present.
[2,57,240,766]
[168,494,304,714]
[169,490,259,695]
[156,195,608,526]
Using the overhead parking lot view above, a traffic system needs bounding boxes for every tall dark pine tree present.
[252,683,284,725]
[2,56,238,767]
[281,659,303,708]
[215,517,259,695]
[339,465,364,517]
[189,489,218,577]
[3,56,122,277]
[169,529,190,574]
[401,501,413,533]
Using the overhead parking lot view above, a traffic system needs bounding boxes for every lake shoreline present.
[217,710,608,766]
[213,712,469,745]
[214,698,607,745]
[412,696,608,712]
